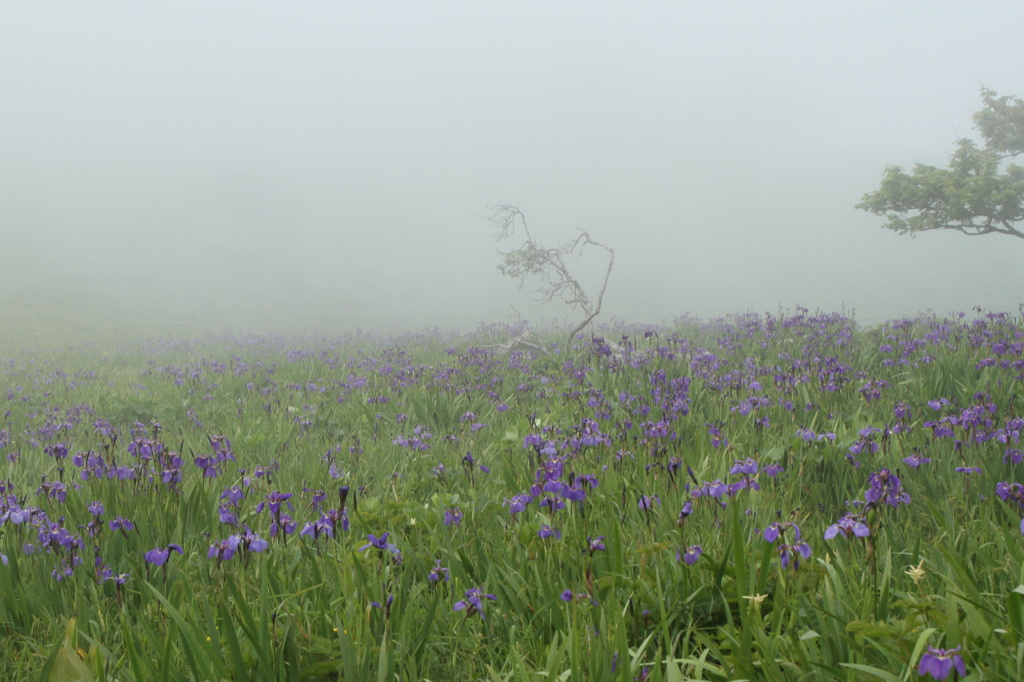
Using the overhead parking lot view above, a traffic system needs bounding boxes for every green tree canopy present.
[857,88,1024,240]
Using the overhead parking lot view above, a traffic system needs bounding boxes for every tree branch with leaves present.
[487,204,615,349]
[857,87,1024,240]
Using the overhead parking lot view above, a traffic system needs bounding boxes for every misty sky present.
[2,2,1022,337]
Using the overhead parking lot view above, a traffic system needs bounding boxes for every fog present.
[2,2,1022,343]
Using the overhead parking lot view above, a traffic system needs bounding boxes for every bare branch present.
[566,236,615,345]
[486,204,615,349]
[484,329,547,355]
[487,204,535,243]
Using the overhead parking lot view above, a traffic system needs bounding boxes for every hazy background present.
[2,2,1022,343]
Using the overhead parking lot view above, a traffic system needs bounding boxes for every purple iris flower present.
[218,505,239,526]
[300,517,331,541]
[824,513,871,540]
[108,516,134,533]
[100,568,129,585]
[542,480,567,496]
[703,480,727,499]
[562,483,587,503]
[638,495,660,511]
[145,544,183,567]
[537,524,561,540]
[864,469,911,508]
[681,545,702,565]
[729,458,758,476]
[208,535,242,562]
[5,506,33,525]
[996,481,1024,507]
[238,528,268,553]
[462,451,489,473]
[358,532,400,562]
[902,453,931,469]
[705,423,728,448]
[359,532,391,552]
[503,494,532,515]
[255,491,293,515]
[193,454,219,478]
[727,479,759,496]
[428,559,450,583]
[444,507,463,527]
[453,587,496,619]
[917,646,966,680]
[220,486,245,505]
[763,521,801,543]
[778,542,812,570]
[37,481,67,503]
[45,443,69,461]
[538,496,566,512]
[677,501,693,526]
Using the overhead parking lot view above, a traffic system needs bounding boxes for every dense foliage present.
[858,88,1024,241]
[2,309,1024,680]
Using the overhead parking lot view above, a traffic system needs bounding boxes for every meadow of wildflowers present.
[2,308,1024,680]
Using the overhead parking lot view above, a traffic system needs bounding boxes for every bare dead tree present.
[484,328,548,355]
[487,204,615,349]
